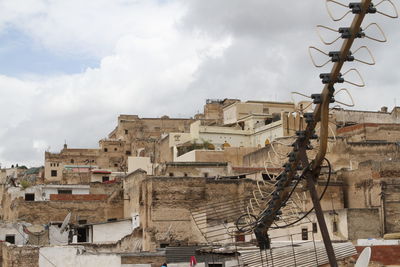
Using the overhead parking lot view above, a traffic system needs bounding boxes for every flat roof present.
[166,162,228,167]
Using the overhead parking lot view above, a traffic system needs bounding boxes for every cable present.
[270,157,332,229]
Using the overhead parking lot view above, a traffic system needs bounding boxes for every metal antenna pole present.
[253,1,373,266]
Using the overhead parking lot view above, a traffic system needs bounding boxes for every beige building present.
[223,100,297,125]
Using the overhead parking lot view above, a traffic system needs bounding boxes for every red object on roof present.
[190,256,197,267]
[92,170,112,174]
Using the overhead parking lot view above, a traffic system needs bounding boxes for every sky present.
[0,0,399,167]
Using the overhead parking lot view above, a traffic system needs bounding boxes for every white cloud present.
[0,0,399,167]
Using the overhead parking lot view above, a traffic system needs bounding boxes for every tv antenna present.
[248,1,398,267]
[60,212,71,234]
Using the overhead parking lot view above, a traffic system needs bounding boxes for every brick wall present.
[50,194,108,201]
[355,245,400,265]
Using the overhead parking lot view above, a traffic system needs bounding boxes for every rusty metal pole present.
[307,172,337,267]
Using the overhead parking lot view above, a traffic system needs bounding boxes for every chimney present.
[380,106,388,113]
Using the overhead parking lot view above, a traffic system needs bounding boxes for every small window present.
[124,129,128,135]
[107,218,117,222]
[114,163,118,167]
[126,151,131,155]
[114,148,118,151]
[5,235,15,244]
[301,228,308,240]
[312,223,318,233]
[184,173,188,177]
[51,170,57,177]
[70,159,74,163]
[57,163,59,167]
[58,189,72,194]
[102,176,110,182]
[25,193,35,201]
[160,243,169,248]
[333,221,338,233]
[104,148,108,152]
[169,173,174,177]
[204,172,209,178]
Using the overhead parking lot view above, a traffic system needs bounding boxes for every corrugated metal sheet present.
[166,246,234,263]
[238,242,357,267]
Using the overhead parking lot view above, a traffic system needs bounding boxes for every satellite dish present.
[60,212,71,234]
[355,247,371,267]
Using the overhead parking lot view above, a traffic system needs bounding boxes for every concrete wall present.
[92,220,133,243]
[39,246,121,267]
[128,157,153,175]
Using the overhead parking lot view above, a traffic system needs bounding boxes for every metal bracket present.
[349,2,377,14]
[319,73,344,84]
[339,27,365,39]
[328,51,355,62]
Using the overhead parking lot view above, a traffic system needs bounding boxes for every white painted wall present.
[175,150,196,162]
[39,246,121,267]
[127,157,153,175]
[92,220,133,243]
[0,223,27,245]
[42,185,90,200]
[252,120,284,147]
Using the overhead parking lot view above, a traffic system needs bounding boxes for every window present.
[169,173,174,177]
[70,159,74,163]
[104,148,108,152]
[160,243,169,248]
[107,218,117,222]
[114,163,118,167]
[25,193,35,201]
[204,172,209,178]
[184,173,188,177]
[77,227,88,243]
[51,170,57,177]
[301,228,308,240]
[333,221,338,233]
[124,129,128,135]
[102,176,110,182]
[114,148,118,151]
[5,235,15,244]
[126,150,131,155]
[312,223,318,233]
[58,189,72,194]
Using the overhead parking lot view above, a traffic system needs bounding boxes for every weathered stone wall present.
[2,193,123,224]
[337,123,400,142]
[123,175,261,251]
[0,242,39,267]
[347,208,381,240]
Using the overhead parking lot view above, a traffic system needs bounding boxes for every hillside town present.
[0,98,399,266]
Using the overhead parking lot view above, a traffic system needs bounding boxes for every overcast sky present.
[0,0,399,167]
